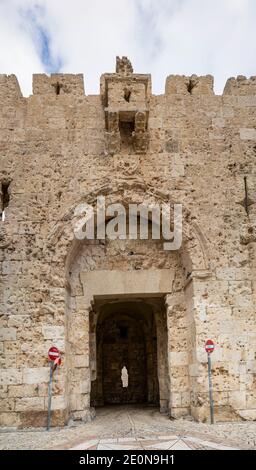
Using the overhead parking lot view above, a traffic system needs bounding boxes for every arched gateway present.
[46,181,212,424]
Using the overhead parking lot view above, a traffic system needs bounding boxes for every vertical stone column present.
[89,305,98,382]
[183,278,201,421]
[165,293,191,418]
[155,308,170,413]
[68,295,93,422]
[184,274,223,422]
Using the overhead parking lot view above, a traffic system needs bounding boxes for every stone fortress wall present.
[0,58,256,427]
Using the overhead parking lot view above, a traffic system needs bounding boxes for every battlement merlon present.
[32,73,85,96]
[223,75,256,95]
[0,74,22,100]
[165,74,214,96]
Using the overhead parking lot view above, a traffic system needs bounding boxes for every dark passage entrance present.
[91,301,159,406]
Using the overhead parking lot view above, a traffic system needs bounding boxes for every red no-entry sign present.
[48,346,60,362]
[47,346,61,431]
[205,339,215,354]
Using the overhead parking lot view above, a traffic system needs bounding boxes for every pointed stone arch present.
[45,181,211,286]
[43,181,214,422]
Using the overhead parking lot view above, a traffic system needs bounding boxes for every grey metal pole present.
[207,353,214,424]
[47,362,53,431]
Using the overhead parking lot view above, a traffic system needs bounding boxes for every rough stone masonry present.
[0,57,256,428]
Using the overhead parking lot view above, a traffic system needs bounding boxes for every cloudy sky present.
[0,0,255,96]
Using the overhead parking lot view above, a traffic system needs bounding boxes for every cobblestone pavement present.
[0,406,256,450]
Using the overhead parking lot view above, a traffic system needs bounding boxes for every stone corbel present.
[105,111,121,155]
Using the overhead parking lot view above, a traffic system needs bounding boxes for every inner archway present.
[91,300,161,407]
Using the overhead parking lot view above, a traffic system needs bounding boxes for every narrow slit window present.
[55,82,62,95]
[187,79,195,94]
[1,182,10,221]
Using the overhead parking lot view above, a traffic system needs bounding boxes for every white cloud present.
[0,0,255,96]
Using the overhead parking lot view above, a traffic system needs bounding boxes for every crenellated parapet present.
[1,69,256,103]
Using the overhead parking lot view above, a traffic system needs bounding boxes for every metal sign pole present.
[207,352,214,424]
[47,361,53,431]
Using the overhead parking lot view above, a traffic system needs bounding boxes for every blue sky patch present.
[19,5,63,74]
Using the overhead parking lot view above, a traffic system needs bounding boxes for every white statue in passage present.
[121,366,128,388]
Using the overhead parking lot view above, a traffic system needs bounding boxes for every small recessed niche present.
[187,79,195,94]
[54,82,62,95]
[124,88,131,102]
[119,121,135,149]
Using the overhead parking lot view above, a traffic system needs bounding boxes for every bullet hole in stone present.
[248,226,253,234]
[128,251,134,256]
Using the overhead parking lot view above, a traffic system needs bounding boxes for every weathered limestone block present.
[0,412,21,427]
[42,325,65,340]
[8,384,39,398]
[0,398,15,411]
[0,327,16,341]
[239,128,256,140]
[47,395,67,411]
[0,369,23,385]
[229,390,247,409]
[169,351,188,366]
[23,368,49,384]
[73,355,90,368]
[8,315,31,327]
[15,397,45,412]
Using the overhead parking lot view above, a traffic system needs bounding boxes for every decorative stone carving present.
[114,154,140,176]
[132,111,149,154]
[105,111,121,155]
